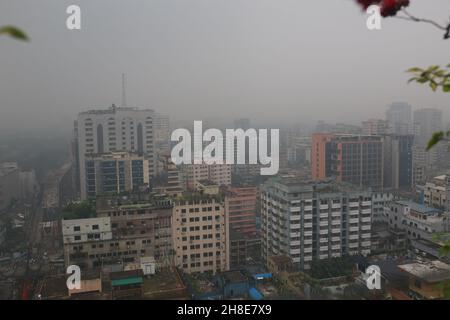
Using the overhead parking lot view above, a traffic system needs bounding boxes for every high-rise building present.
[311,133,383,190]
[224,186,258,268]
[413,108,443,147]
[172,194,229,274]
[386,102,412,135]
[362,119,390,135]
[261,177,372,270]
[76,105,155,199]
[383,135,414,190]
[84,152,149,199]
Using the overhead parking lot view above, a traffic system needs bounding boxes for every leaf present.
[0,25,28,41]
[407,67,422,73]
[430,81,438,91]
[427,131,444,150]
[443,84,450,92]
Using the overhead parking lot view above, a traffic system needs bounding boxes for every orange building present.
[311,133,383,190]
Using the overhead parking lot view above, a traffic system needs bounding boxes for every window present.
[74,226,80,232]
[74,235,81,241]
[92,224,99,230]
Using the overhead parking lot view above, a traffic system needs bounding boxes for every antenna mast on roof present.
[121,73,127,107]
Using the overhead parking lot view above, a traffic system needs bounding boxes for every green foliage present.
[62,201,96,220]
[426,131,450,150]
[0,25,28,41]
[407,65,450,93]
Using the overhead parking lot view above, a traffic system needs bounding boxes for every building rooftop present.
[221,271,248,283]
[79,105,153,116]
[396,200,442,215]
[398,260,450,283]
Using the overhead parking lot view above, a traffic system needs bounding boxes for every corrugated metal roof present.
[111,277,143,287]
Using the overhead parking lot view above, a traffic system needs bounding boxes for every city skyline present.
[1,0,450,133]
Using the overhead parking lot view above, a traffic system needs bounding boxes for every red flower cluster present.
[356,0,410,17]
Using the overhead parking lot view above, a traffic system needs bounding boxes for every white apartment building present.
[386,200,449,241]
[76,105,155,199]
[172,194,229,274]
[372,192,394,222]
[261,177,372,270]
[62,217,113,244]
[422,174,450,210]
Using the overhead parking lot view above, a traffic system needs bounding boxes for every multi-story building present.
[421,174,450,210]
[362,119,390,135]
[62,193,173,270]
[383,135,414,190]
[0,162,20,210]
[386,200,449,241]
[76,105,155,199]
[371,192,394,222]
[261,177,372,270]
[311,133,383,190]
[182,164,231,190]
[172,194,229,274]
[84,152,149,198]
[224,186,258,268]
[386,102,412,135]
[413,108,443,147]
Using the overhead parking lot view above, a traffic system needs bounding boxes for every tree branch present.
[394,9,450,39]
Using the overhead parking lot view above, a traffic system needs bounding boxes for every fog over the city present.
[1,0,449,133]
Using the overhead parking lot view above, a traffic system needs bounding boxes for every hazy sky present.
[1,0,449,132]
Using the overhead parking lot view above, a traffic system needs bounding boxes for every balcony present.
[361,225,371,231]
[361,217,371,223]
[304,223,313,228]
[331,211,341,217]
[320,221,328,227]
